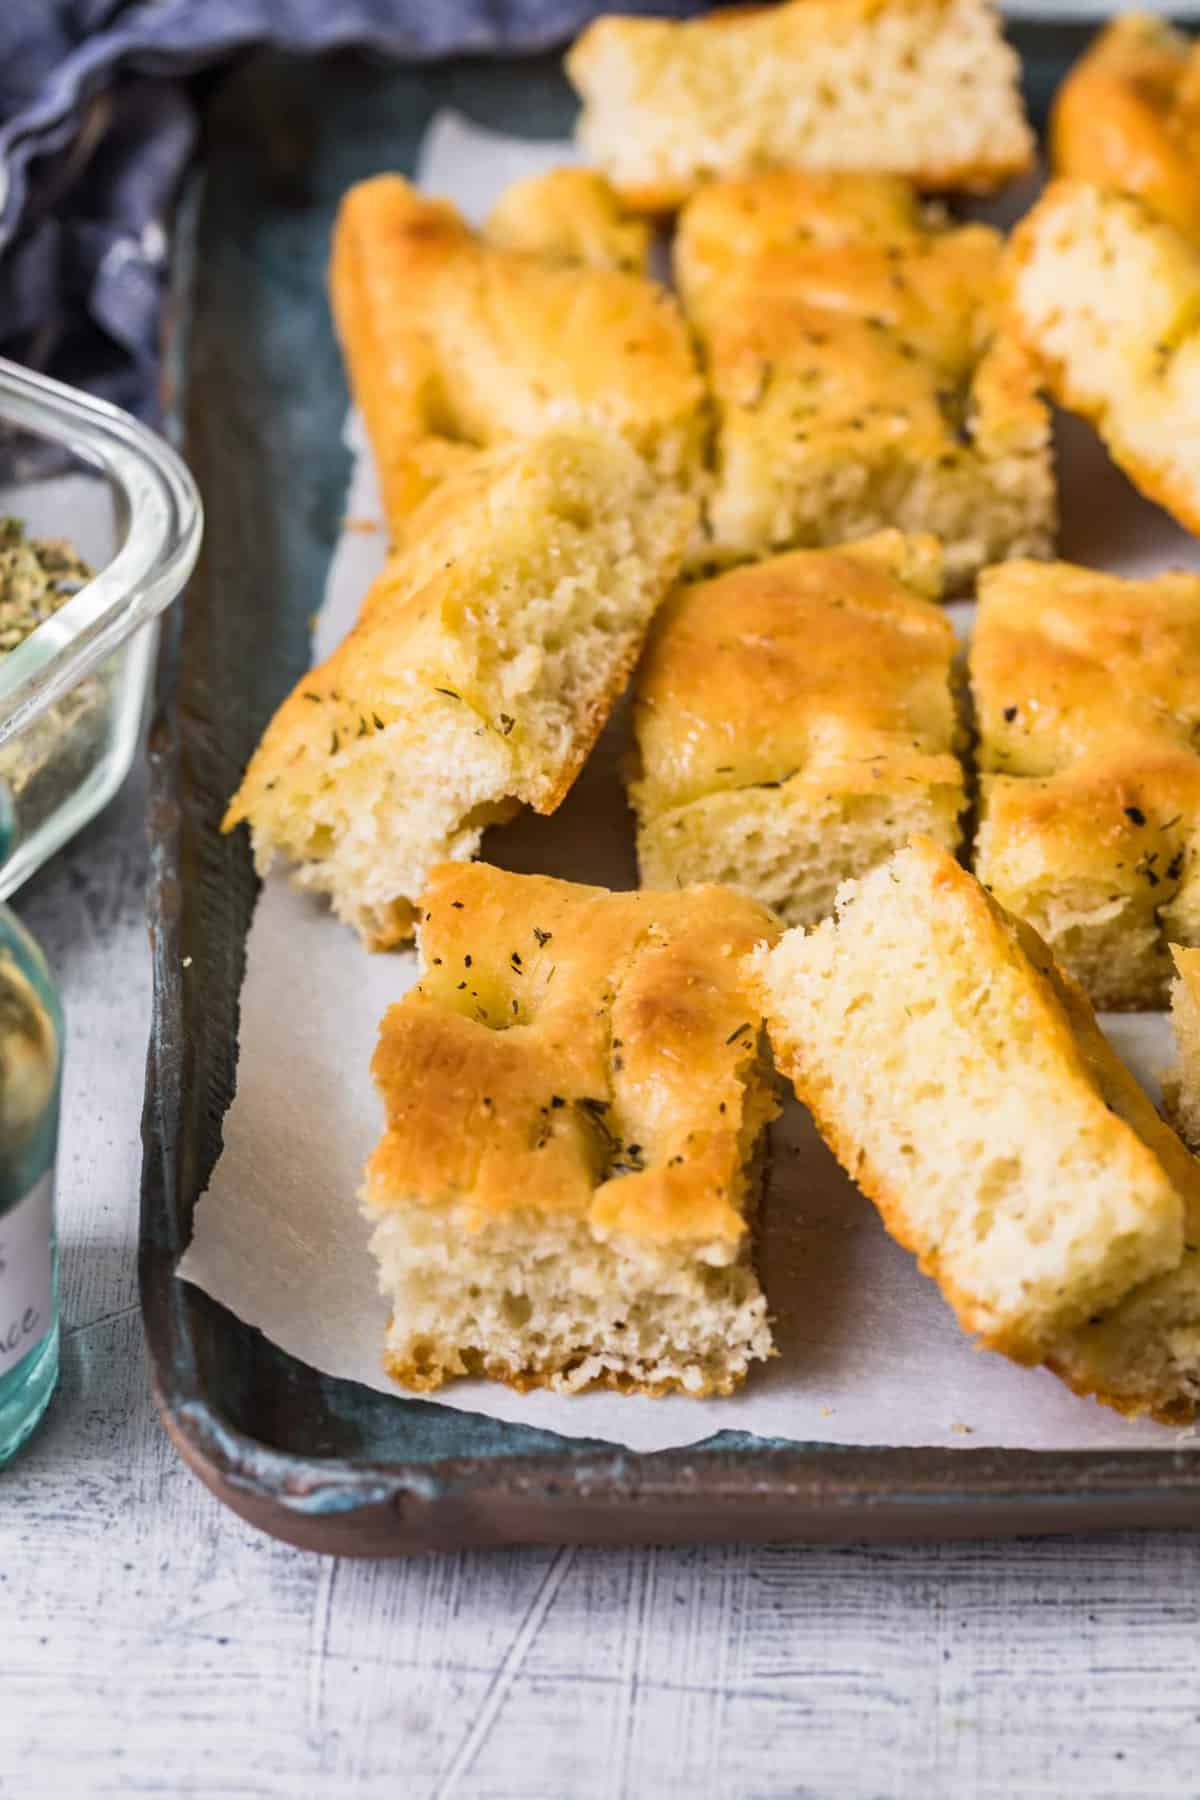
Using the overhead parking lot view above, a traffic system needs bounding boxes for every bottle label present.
[0,1171,53,1377]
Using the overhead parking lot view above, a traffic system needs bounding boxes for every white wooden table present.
[4,755,1200,1800]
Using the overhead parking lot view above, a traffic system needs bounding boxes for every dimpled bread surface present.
[329,173,705,533]
[629,531,965,925]
[223,429,695,949]
[970,559,1200,1010]
[674,170,1054,584]
[363,863,782,1396]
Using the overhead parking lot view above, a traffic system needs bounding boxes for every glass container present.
[0,358,202,892]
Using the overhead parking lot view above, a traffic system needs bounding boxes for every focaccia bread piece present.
[629,531,965,924]
[223,429,695,950]
[1051,14,1200,239]
[675,171,1054,585]
[1008,180,1200,537]
[363,862,782,1396]
[970,559,1200,1010]
[1164,945,1200,1150]
[566,0,1034,210]
[744,837,1191,1374]
[330,173,705,532]
[484,166,652,272]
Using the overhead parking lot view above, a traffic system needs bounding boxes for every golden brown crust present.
[222,445,557,841]
[972,562,1200,773]
[673,171,1053,579]
[567,0,1034,208]
[382,1345,750,1398]
[970,559,1200,1009]
[223,429,694,949]
[1051,13,1200,239]
[631,531,958,816]
[1171,944,1200,987]
[484,166,653,272]
[1107,458,1200,543]
[365,862,781,1244]
[329,173,705,536]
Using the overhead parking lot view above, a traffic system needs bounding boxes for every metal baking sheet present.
[140,34,1200,1550]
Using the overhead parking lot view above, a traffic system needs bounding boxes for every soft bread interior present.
[567,0,1033,205]
[744,839,1188,1363]
[1010,180,1200,535]
[1164,945,1200,1150]
[361,865,780,1395]
[637,779,963,929]
[224,430,694,947]
[369,1194,772,1397]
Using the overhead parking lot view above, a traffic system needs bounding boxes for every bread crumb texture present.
[674,169,1054,585]
[222,428,695,948]
[330,173,705,533]
[1165,945,1200,1150]
[363,862,781,1396]
[1008,179,1200,536]
[971,559,1200,1009]
[567,0,1033,208]
[1051,13,1200,239]
[630,531,965,924]
[745,836,1200,1421]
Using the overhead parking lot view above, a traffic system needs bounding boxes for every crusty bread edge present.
[382,1344,754,1398]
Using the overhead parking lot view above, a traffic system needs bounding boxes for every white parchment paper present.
[179,116,1200,1453]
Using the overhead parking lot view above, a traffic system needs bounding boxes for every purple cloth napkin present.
[0,1,706,423]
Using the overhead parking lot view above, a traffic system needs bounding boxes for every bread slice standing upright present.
[224,429,695,948]
[744,838,1192,1381]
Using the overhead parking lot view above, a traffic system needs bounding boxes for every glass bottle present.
[0,902,61,1464]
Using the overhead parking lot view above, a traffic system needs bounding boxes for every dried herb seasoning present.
[0,517,91,651]
[0,519,111,834]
